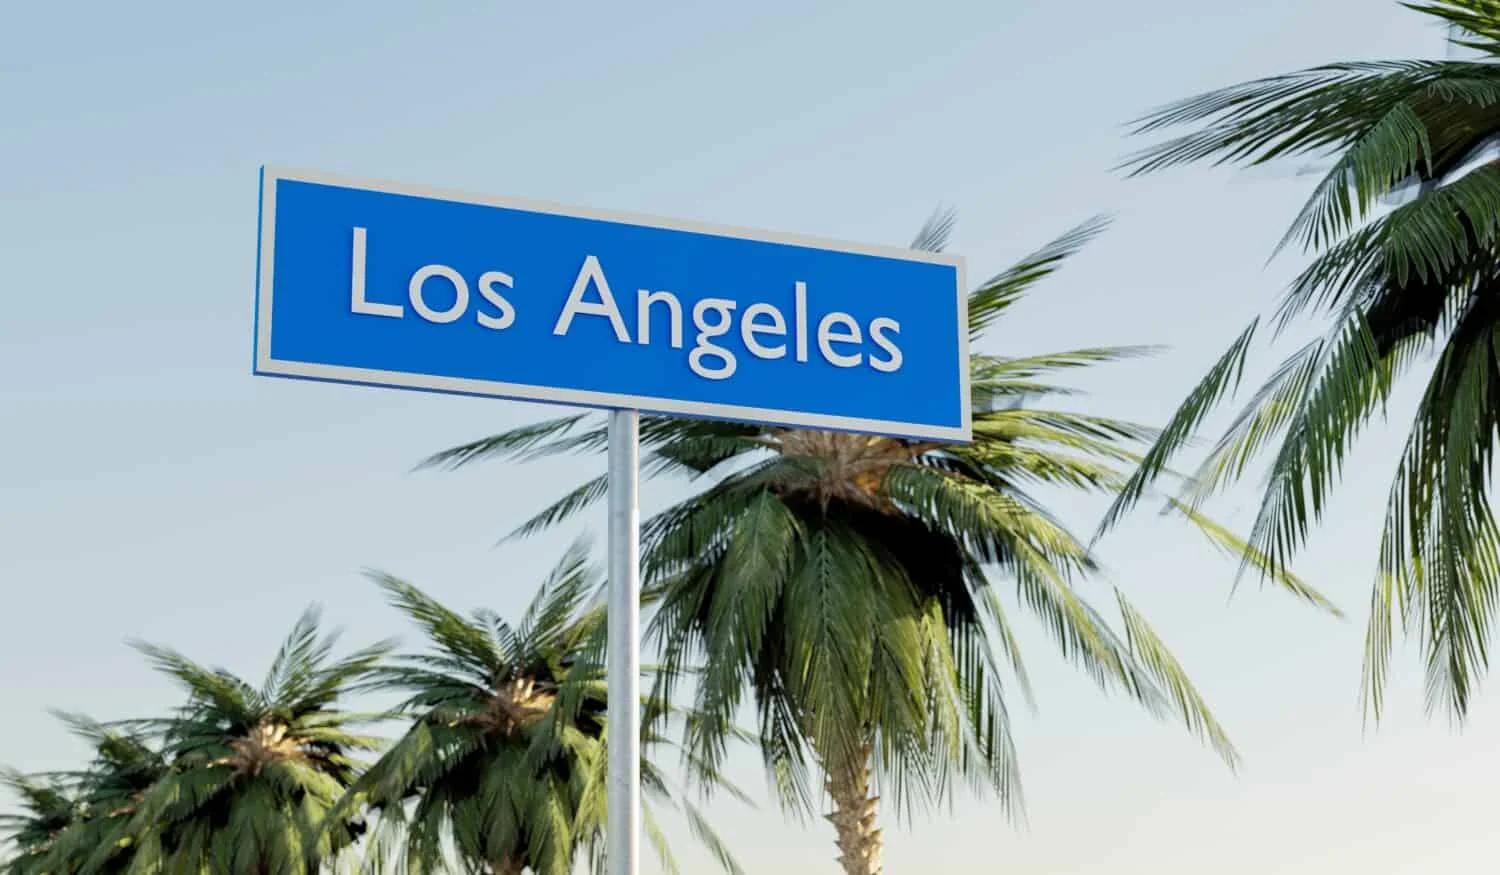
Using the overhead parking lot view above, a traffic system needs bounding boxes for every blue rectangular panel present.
[254,167,971,441]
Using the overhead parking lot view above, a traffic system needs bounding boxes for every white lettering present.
[817,312,863,368]
[637,289,683,348]
[477,270,516,330]
[348,227,404,318]
[554,255,630,342]
[741,302,787,359]
[794,281,809,362]
[690,298,738,380]
[408,264,469,324]
[341,235,910,381]
[868,317,902,372]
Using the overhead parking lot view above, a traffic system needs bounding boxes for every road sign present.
[253,166,973,875]
[253,167,971,442]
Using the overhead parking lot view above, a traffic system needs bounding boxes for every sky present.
[3,1,1497,873]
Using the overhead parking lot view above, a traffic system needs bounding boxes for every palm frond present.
[910,206,957,253]
[1367,289,1500,718]
[417,414,593,471]
[368,572,504,680]
[1123,60,1466,172]
[1113,592,1239,767]
[1240,312,1392,585]
[1164,498,1343,615]
[505,475,609,542]
[1405,1,1500,52]
[1096,319,1260,537]
[127,641,256,724]
[967,216,1111,339]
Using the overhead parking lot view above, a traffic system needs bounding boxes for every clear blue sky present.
[3,2,1496,873]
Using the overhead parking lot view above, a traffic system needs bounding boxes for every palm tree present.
[1099,0,1500,720]
[422,214,1327,875]
[339,542,743,875]
[110,608,391,875]
[35,715,170,875]
[1,713,169,875]
[1,769,78,875]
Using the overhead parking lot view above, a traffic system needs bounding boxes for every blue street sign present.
[254,167,971,441]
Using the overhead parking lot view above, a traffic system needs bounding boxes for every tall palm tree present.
[422,214,1326,875]
[1099,0,1500,720]
[110,608,391,875]
[339,542,743,875]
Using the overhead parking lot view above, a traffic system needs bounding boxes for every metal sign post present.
[606,409,641,875]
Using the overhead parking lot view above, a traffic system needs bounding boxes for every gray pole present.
[607,408,642,875]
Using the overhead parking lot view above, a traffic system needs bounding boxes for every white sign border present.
[254,165,973,443]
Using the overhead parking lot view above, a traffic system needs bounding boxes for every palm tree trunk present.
[824,738,882,875]
[491,857,525,875]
